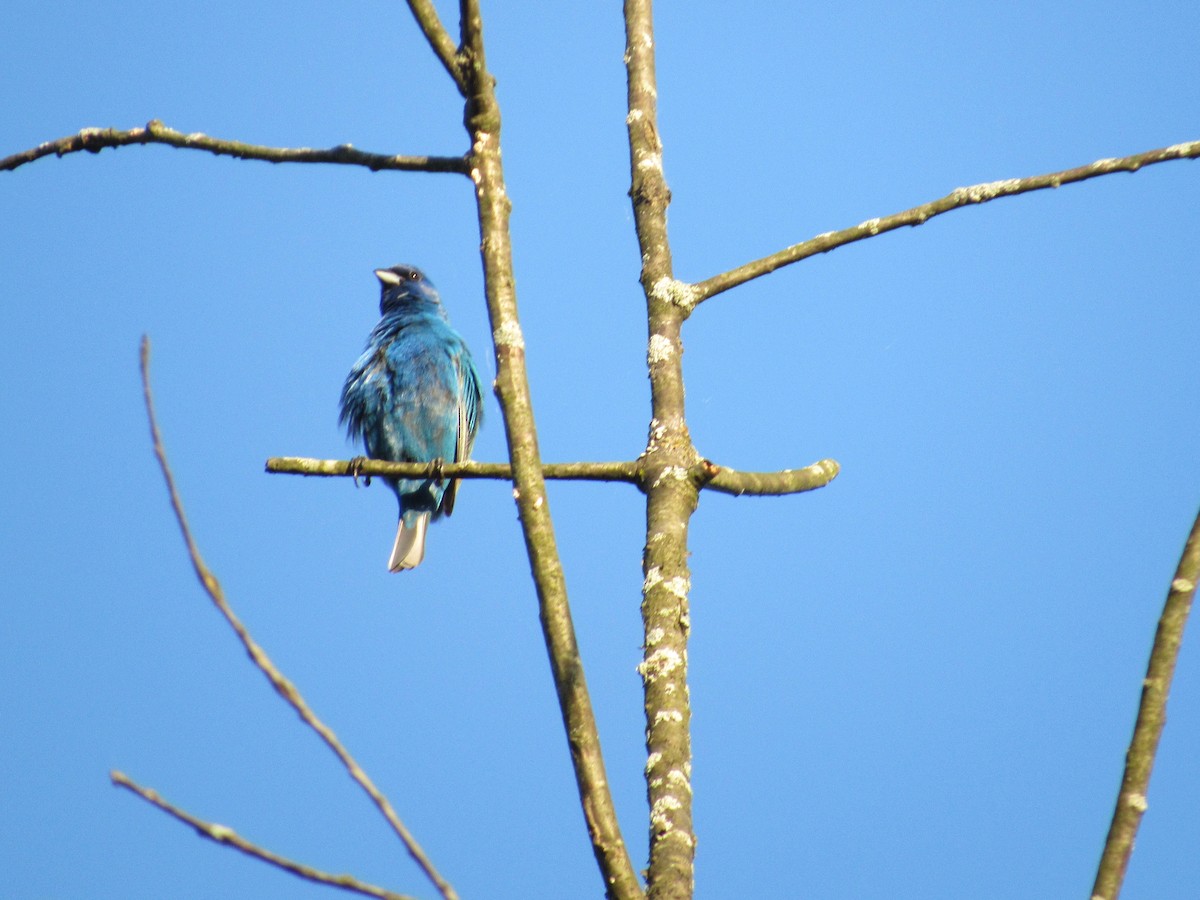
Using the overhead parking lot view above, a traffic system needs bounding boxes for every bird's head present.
[375,264,441,314]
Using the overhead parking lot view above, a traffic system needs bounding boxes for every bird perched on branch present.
[340,265,484,571]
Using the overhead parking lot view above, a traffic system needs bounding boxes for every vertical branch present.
[624,2,697,898]
[455,4,642,898]
[1091,507,1200,900]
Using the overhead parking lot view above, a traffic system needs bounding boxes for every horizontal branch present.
[0,120,469,174]
[266,456,643,484]
[704,458,839,496]
[111,771,415,900]
[267,455,840,497]
[693,139,1200,303]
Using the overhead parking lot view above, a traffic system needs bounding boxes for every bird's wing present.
[442,347,483,517]
[338,344,390,444]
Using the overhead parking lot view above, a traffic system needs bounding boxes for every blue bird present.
[340,265,484,571]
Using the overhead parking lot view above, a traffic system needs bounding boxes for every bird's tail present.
[388,512,430,572]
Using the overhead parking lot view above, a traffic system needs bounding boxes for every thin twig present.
[138,337,458,900]
[1,120,469,174]
[265,456,644,484]
[404,0,467,95]
[111,772,415,900]
[1091,506,1200,900]
[692,139,1200,304]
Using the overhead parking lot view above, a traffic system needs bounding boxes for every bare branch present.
[704,459,839,497]
[265,456,643,485]
[138,337,458,900]
[1091,506,1200,900]
[267,455,841,499]
[693,139,1200,304]
[404,0,467,95]
[459,0,483,62]
[266,455,841,499]
[111,772,415,900]
[1,120,469,174]
[455,6,642,898]
[624,1,698,898]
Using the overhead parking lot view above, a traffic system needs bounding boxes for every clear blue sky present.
[3,2,1199,898]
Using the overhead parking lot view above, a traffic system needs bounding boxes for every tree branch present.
[139,337,458,900]
[624,2,697,898]
[111,772,415,900]
[704,459,839,497]
[264,455,840,498]
[1091,506,1200,900]
[692,139,1200,304]
[455,5,642,898]
[265,456,643,484]
[458,0,483,60]
[404,0,467,95]
[1,120,469,174]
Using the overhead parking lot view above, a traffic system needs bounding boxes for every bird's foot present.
[428,457,446,482]
[348,456,372,488]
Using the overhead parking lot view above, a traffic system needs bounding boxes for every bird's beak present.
[375,269,402,287]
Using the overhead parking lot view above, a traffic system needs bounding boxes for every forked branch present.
[111,772,416,900]
[138,337,457,900]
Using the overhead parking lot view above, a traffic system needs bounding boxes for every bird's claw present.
[348,456,372,488]
[429,457,446,482]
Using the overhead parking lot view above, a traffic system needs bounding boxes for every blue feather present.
[339,265,484,570]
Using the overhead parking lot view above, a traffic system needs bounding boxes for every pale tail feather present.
[388,513,430,572]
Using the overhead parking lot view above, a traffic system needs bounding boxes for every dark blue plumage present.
[339,265,484,571]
